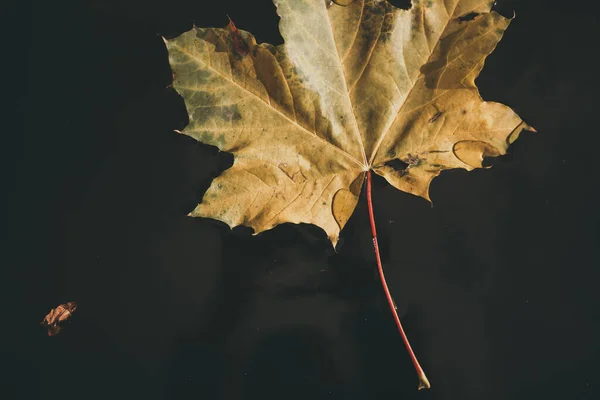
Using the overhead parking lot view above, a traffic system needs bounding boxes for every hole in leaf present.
[458,12,479,22]
[384,159,409,172]
[387,0,412,10]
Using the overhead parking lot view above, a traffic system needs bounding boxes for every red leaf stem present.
[366,170,431,390]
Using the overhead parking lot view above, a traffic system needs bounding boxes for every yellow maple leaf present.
[164,0,533,247]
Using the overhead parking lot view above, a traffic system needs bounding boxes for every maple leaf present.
[164,0,532,247]
[40,301,77,336]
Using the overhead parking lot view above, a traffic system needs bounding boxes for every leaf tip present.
[427,196,434,208]
[329,235,339,250]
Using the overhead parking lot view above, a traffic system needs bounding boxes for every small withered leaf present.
[41,301,77,336]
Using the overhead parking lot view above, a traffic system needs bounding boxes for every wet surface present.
[5,1,600,399]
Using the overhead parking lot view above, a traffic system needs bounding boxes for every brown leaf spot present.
[429,111,444,123]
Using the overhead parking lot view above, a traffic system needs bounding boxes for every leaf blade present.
[165,0,533,244]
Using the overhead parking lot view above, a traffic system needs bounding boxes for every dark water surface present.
[5,1,600,399]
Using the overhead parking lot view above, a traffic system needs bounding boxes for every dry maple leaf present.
[40,301,77,336]
[164,0,533,389]
[165,0,532,247]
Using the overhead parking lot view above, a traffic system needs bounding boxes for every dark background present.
[4,0,599,399]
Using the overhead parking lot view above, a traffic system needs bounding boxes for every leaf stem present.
[365,170,431,390]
